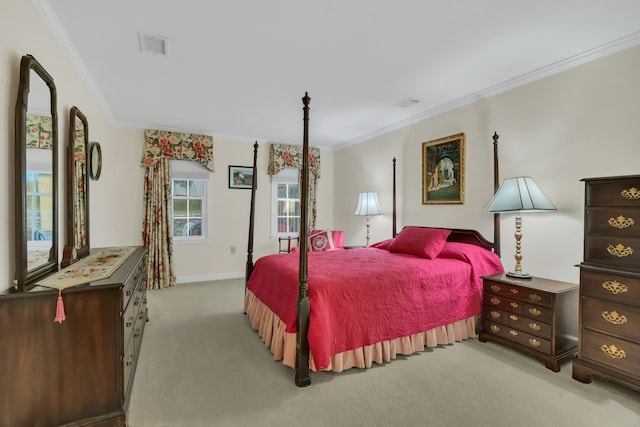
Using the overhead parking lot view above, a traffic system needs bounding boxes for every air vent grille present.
[138,32,168,56]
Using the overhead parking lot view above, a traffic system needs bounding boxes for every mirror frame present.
[14,54,59,292]
[61,106,90,268]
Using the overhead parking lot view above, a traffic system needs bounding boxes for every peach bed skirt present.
[244,290,477,372]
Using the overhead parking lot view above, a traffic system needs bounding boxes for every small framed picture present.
[228,165,254,189]
[422,133,465,204]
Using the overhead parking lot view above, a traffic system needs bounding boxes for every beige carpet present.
[127,279,640,427]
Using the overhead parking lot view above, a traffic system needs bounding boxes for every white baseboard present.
[176,271,244,284]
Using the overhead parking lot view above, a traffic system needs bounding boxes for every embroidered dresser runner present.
[37,246,137,323]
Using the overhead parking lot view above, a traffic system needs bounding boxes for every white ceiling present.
[39,0,640,149]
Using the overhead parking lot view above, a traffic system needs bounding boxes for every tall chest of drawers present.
[573,175,640,392]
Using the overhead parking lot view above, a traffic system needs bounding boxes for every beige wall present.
[335,44,640,283]
[1,0,335,290]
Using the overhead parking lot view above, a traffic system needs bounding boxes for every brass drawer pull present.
[510,302,519,309]
[490,311,501,319]
[528,293,542,302]
[491,284,500,292]
[602,280,628,295]
[509,330,518,336]
[607,243,634,258]
[509,314,518,321]
[490,325,500,333]
[529,323,541,332]
[608,215,635,229]
[510,288,519,295]
[602,310,628,325]
[620,187,640,200]
[529,308,541,316]
[490,297,501,305]
[601,344,627,359]
[529,338,541,348]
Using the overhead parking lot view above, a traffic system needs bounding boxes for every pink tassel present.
[54,290,66,323]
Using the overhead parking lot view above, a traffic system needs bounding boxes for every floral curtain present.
[72,124,87,249]
[26,114,53,149]
[140,129,214,289]
[268,143,321,229]
[142,158,176,289]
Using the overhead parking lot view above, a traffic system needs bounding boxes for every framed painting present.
[228,165,254,189]
[422,133,465,204]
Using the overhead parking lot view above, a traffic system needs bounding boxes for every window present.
[271,168,300,237]
[172,160,210,241]
[26,171,53,241]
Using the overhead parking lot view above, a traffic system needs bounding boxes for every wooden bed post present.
[295,93,311,387]
[245,141,259,289]
[492,132,501,257]
[392,157,397,237]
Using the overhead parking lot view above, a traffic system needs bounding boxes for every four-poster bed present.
[244,93,504,386]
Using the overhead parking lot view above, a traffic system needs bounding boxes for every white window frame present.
[271,168,300,238]
[171,160,211,243]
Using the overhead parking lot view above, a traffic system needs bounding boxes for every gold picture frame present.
[422,133,465,204]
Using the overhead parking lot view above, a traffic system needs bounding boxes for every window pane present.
[189,181,203,197]
[277,218,288,233]
[278,200,287,216]
[174,180,188,196]
[290,184,299,199]
[184,220,202,237]
[173,199,187,216]
[189,199,202,215]
[277,184,287,198]
[289,218,299,233]
[173,218,187,237]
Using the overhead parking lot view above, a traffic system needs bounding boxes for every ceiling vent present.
[138,32,168,56]
[394,98,420,108]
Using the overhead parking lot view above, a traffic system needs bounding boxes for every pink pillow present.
[389,227,451,259]
[370,238,395,251]
[309,230,335,251]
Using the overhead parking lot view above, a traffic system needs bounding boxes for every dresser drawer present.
[580,269,640,305]
[580,328,640,377]
[585,235,640,270]
[483,306,552,339]
[483,281,552,307]
[586,178,640,207]
[484,295,552,323]
[586,207,640,237]
[582,297,640,342]
[483,321,552,354]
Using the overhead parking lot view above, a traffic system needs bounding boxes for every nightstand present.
[479,273,579,372]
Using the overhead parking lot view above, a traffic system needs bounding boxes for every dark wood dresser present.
[573,175,640,392]
[0,246,147,426]
[479,273,578,371]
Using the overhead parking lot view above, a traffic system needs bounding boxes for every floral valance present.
[141,129,214,171]
[267,143,321,177]
[26,114,53,149]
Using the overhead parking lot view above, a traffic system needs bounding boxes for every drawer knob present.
[602,310,628,325]
[490,324,500,333]
[510,302,519,309]
[528,338,541,348]
[608,215,635,229]
[509,314,518,321]
[607,243,634,258]
[491,284,501,292]
[529,323,541,332]
[528,293,542,302]
[509,330,518,336]
[601,344,627,359]
[490,297,501,305]
[602,280,628,295]
[529,308,542,317]
[510,288,519,295]
[620,187,640,200]
[490,311,501,319]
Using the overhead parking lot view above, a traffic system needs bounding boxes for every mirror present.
[61,107,90,268]
[14,54,59,291]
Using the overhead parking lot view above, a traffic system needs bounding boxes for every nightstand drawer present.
[484,295,552,324]
[482,307,552,339]
[580,269,640,306]
[582,297,640,342]
[580,329,640,377]
[484,281,552,307]
[483,321,552,355]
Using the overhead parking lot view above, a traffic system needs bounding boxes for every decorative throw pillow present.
[309,230,335,251]
[389,226,451,259]
[369,238,395,251]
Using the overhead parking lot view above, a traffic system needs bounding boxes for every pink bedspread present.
[247,242,503,370]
